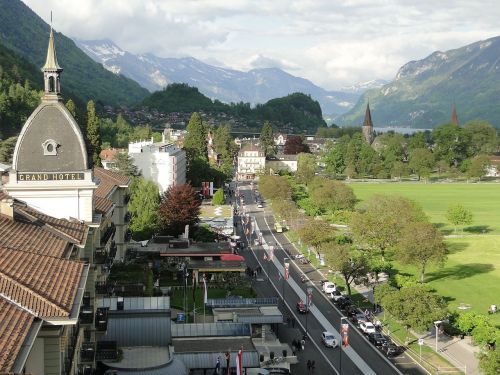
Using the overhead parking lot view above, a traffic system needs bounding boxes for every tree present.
[397,222,447,282]
[66,99,77,118]
[158,184,201,236]
[111,152,140,177]
[446,204,473,233]
[284,135,309,155]
[432,124,467,167]
[213,124,238,182]
[377,285,448,333]
[86,100,101,167]
[0,136,17,163]
[258,175,292,201]
[323,242,368,295]
[408,148,434,180]
[322,136,349,176]
[463,120,498,157]
[296,153,317,184]
[350,195,427,259]
[128,178,160,240]
[212,188,224,205]
[478,347,500,375]
[297,219,336,255]
[390,161,408,180]
[184,112,209,184]
[309,177,356,213]
[259,121,275,155]
[467,154,491,179]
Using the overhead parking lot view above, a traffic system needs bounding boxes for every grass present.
[350,182,500,234]
[350,182,500,328]
[200,204,233,218]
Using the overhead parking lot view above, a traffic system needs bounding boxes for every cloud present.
[23,0,500,89]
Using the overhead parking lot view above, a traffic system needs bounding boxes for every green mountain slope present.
[338,36,500,128]
[142,83,327,132]
[0,0,149,107]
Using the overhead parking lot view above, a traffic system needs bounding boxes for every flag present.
[307,289,313,307]
[192,274,197,302]
[203,273,208,304]
[215,356,221,374]
[269,247,274,261]
[263,254,267,261]
[341,323,349,347]
[224,352,231,375]
[284,263,289,280]
[236,347,243,375]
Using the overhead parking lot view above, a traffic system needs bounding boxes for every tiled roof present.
[14,203,87,246]
[94,167,130,198]
[0,215,69,258]
[0,247,84,317]
[99,148,124,162]
[0,299,35,373]
[94,196,114,215]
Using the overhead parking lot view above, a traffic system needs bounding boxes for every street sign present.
[418,338,424,346]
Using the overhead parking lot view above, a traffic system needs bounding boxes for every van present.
[274,222,283,233]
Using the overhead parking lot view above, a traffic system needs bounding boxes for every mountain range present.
[338,36,500,128]
[0,0,149,107]
[75,39,386,116]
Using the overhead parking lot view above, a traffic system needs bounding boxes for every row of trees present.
[321,121,499,179]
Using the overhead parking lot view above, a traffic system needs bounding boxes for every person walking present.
[307,360,312,373]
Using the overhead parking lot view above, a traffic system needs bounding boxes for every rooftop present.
[94,167,131,198]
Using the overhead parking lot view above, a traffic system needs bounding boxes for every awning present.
[221,254,245,261]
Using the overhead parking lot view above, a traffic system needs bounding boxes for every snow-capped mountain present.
[341,79,388,94]
[75,39,362,116]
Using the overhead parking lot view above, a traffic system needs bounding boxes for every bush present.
[192,224,216,242]
[212,188,224,205]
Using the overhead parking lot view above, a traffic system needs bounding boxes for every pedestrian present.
[300,338,305,350]
[292,317,295,328]
[307,360,312,372]
[311,360,315,373]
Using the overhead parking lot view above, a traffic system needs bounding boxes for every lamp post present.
[305,287,313,339]
[434,320,442,352]
[283,258,290,304]
[339,316,348,374]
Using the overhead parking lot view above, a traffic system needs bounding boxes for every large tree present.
[446,204,473,233]
[467,154,491,179]
[309,177,356,213]
[213,124,238,181]
[463,120,498,157]
[258,175,292,201]
[296,153,317,184]
[323,242,368,295]
[297,219,336,255]
[86,100,101,167]
[184,112,209,185]
[408,147,434,180]
[284,135,309,155]
[128,178,160,240]
[111,152,141,177]
[432,124,467,167]
[158,184,201,236]
[259,121,275,155]
[322,135,349,177]
[397,222,447,282]
[350,194,427,259]
[0,136,17,163]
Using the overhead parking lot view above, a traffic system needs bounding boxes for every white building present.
[237,144,266,180]
[266,154,298,173]
[128,137,186,193]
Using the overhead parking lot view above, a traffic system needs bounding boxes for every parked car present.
[296,300,308,314]
[352,313,368,326]
[321,331,338,348]
[345,305,358,317]
[368,332,388,347]
[381,342,400,357]
[257,202,263,208]
[335,296,352,309]
[322,282,336,294]
[298,257,310,265]
[328,290,344,301]
[359,322,376,334]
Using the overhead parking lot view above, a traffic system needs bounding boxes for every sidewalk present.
[353,282,479,374]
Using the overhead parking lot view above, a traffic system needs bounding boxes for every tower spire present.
[42,15,63,101]
[362,102,374,144]
[451,103,459,126]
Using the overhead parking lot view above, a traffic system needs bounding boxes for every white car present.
[328,290,344,301]
[322,282,337,294]
[257,203,263,208]
[359,322,376,334]
[321,331,338,348]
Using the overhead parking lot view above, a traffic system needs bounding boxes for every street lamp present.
[434,320,442,352]
[305,287,313,340]
[339,316,348,374]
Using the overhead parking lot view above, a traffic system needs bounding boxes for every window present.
[42,139,58,156]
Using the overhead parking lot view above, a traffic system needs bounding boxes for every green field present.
[350,182,500,234]
[350,182,500,327]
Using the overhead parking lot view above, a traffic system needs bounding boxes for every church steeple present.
[362,102,374,144]
[42,26,63,101]
[450,104,459,126]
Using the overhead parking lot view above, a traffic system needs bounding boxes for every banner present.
[203,274,208,304]
[269,246,274,261]
[284,262,290,280]
[236,347,243,375]
[215,356,221,374]
[224,352,231,375]
[341,323,349,347]
[307,289,313,307]
[192,274,197,302]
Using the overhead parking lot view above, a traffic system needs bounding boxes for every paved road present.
[233,182,428,375]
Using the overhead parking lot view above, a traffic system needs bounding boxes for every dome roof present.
[12,102,88,172]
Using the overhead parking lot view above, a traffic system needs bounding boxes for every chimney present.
[0,198,14,219]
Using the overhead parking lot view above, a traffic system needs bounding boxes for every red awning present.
[220,254,245,261]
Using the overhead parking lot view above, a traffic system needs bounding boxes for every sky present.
[24,0,500,90]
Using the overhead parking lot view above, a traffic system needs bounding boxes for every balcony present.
[95,308,108,331]
[100,223,116,247]
[80,342,95,363]
[124,212,131,223]
[79,306,94,325]
[78,366,94,375]
[95,341,118,361]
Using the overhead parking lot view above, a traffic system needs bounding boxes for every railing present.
[95,308,108,331]
[79,305,94,325]
[206,297,279,308]
[80,342,95,362]
[124,212,131,223]
[100,223,116,245]
[95,341,118,361]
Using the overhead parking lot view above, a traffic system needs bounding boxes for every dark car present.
[296,301,308,314]
[345,305,358,318]
[381,342,400,357]
[335,296,352,309]
[368,332,388,347]
[352,313,368,326]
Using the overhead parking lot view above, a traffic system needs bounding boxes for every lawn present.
[350,182,500,234]
[391,236,500,327]
[350,182,500,327]
[200,204,233,218]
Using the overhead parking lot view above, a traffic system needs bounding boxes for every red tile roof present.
[0,299,35,373]
[94,167,130,198]
[94,196,114,215]
[0,247,84,318]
